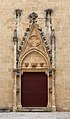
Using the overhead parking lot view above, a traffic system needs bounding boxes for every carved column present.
[17,71,22,109]
[13,9,22,111]
[51,29,56,111]
[44,9,56,111]
[13,29,17,111]
[45,71,49,107]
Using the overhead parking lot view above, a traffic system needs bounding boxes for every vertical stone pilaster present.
[52,69,56,111]
[51,29,56,111]
[44,9,56,111]
[13,29,18,111]
[13,29,17,69]
[44,9,53,46]
[45,71,50,108]
[17,72,22,109]
[13,74,17,111]
[13,9,22,111]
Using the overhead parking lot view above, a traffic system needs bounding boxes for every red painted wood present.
[21,72,48,107]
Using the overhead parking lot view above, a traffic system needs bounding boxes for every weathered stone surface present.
[0,0,70,111]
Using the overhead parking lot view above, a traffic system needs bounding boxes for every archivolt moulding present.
[19,48,50,69]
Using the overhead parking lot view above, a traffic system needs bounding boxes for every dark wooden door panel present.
[21,72,48,107]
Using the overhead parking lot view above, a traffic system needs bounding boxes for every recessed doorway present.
[21,72,48,107]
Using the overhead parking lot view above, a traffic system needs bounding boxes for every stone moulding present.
[13,11,56,112]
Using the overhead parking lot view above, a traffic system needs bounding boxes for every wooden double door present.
[21,72,48,107]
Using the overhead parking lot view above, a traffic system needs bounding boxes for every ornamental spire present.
[28,12,38,23]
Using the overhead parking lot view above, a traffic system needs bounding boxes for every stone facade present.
[0,0,70,111]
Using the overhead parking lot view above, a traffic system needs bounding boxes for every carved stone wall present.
[0,0,70,112]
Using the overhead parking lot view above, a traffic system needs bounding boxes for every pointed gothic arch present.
[19,48,50,68]
[13,11,56,112]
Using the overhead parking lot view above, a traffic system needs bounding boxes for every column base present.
[17,104,22,109]
[13,107,17,112]
[52,105,56,112]
[46,104,52,112]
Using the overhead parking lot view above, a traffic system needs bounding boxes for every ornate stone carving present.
[13,11,56,112]
[31,63,37,67]
[15,9,22,18]
[40,63,44,67]
[28,12,38,23]
[49,87,52,93]
[49,69,52,77]
[28,35,40,47]
[25,63,29,67]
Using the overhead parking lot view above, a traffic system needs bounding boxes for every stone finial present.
[15,9,22,18]
[28,12,38,23]
[44,9,53,18]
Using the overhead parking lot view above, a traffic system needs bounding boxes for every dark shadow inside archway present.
[21,72,48,107]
